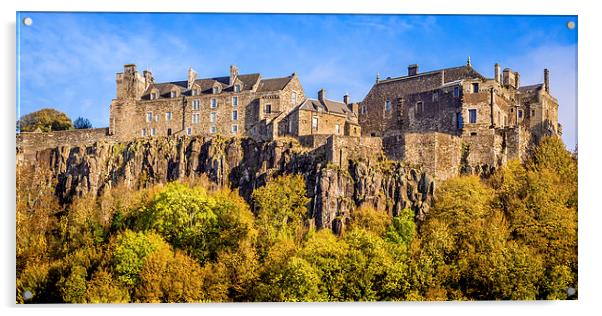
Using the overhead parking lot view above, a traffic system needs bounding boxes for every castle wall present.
[325,135,383,169]
[17,128,113,156]
[401,132,462,181]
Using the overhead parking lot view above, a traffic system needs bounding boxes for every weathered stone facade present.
[109,64,360,143]
[359,60,560,179]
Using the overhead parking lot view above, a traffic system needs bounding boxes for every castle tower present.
[116,64,145,100]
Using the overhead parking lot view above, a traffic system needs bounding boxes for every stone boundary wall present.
[16,128,113,155]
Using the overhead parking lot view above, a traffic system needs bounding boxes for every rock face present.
[16,135,434,234]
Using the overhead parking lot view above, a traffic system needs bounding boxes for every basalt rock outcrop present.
[16,135,434,233]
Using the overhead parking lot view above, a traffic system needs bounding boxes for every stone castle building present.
[359,58,560,179]
[30,59,556,181]
[109,64,360,142]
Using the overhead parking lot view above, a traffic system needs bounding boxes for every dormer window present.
[234,84,241,93]
[191,89,198,96]
[170,90,177,98]
[213,86,220,94]
[150,92,158,100]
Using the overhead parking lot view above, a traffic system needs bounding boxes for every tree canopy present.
[18,108,73,132]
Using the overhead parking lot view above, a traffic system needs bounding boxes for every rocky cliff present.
[16,135,434,233]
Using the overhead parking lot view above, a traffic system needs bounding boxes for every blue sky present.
[17,13,577,149]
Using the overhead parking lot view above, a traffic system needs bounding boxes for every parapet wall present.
[16,128,113,156]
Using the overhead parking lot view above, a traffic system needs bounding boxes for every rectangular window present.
[165,112,173,121]
[150,92,157,100]
[232,96,239,107]
[472,83,479,93]
[210,126,217,134]
[210,112,217,123]
[192,113,200,124]
[469,109,477,124]
[265,103,272,114]
[335,124,340,134]
[170,91,177,98]
[141,128,147,136]
[151,128,156,136]
[191,89,197,96]
[231,124,238,134]
[453,86,460,97]
[232,110,238,121]
[432,92,438,102]
[234,84,241,92]
[456,112,464,129]
[361,104,367,114]
[288,120,293,134]
[416,101,424,114]
[385,99,391,112]
[518,109,523,119]
[155,114,160,122]
[210,98,217,108]
[291,92,297,104]
[146,112,152,122]
[532,109,536,116]
[312,116,318,130]
[186,127,192,135]
[212,86,219,94]
[192,99,200,110]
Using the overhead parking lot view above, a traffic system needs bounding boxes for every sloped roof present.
[518,83,543,92]
[298,98,355,118]
[257,76,293,92]
[370,65,487,97]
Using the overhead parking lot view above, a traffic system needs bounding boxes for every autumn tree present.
[17,108,73,132]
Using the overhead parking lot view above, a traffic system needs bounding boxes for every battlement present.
[17,128,114,157]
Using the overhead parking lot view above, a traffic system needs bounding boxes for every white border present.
[2,1,600,316]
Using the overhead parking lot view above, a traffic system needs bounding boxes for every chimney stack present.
[408,64,419,76]
[544,69,550,93]
[187,67,197,90]
[494,63,501,83]
[343,93,350,105]
[318,88,326,101]
[229,64,239,85]
[143,69,154,90]
[514,71,520,89]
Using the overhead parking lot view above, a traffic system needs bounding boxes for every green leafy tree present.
[252,175,310,256]
[348,205,390,236]
[139,183,218,262]
[17,108,73,132]
[111,230,169,287]
[385,208,416,246]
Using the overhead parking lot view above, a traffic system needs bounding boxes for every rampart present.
[16,128,114,156]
